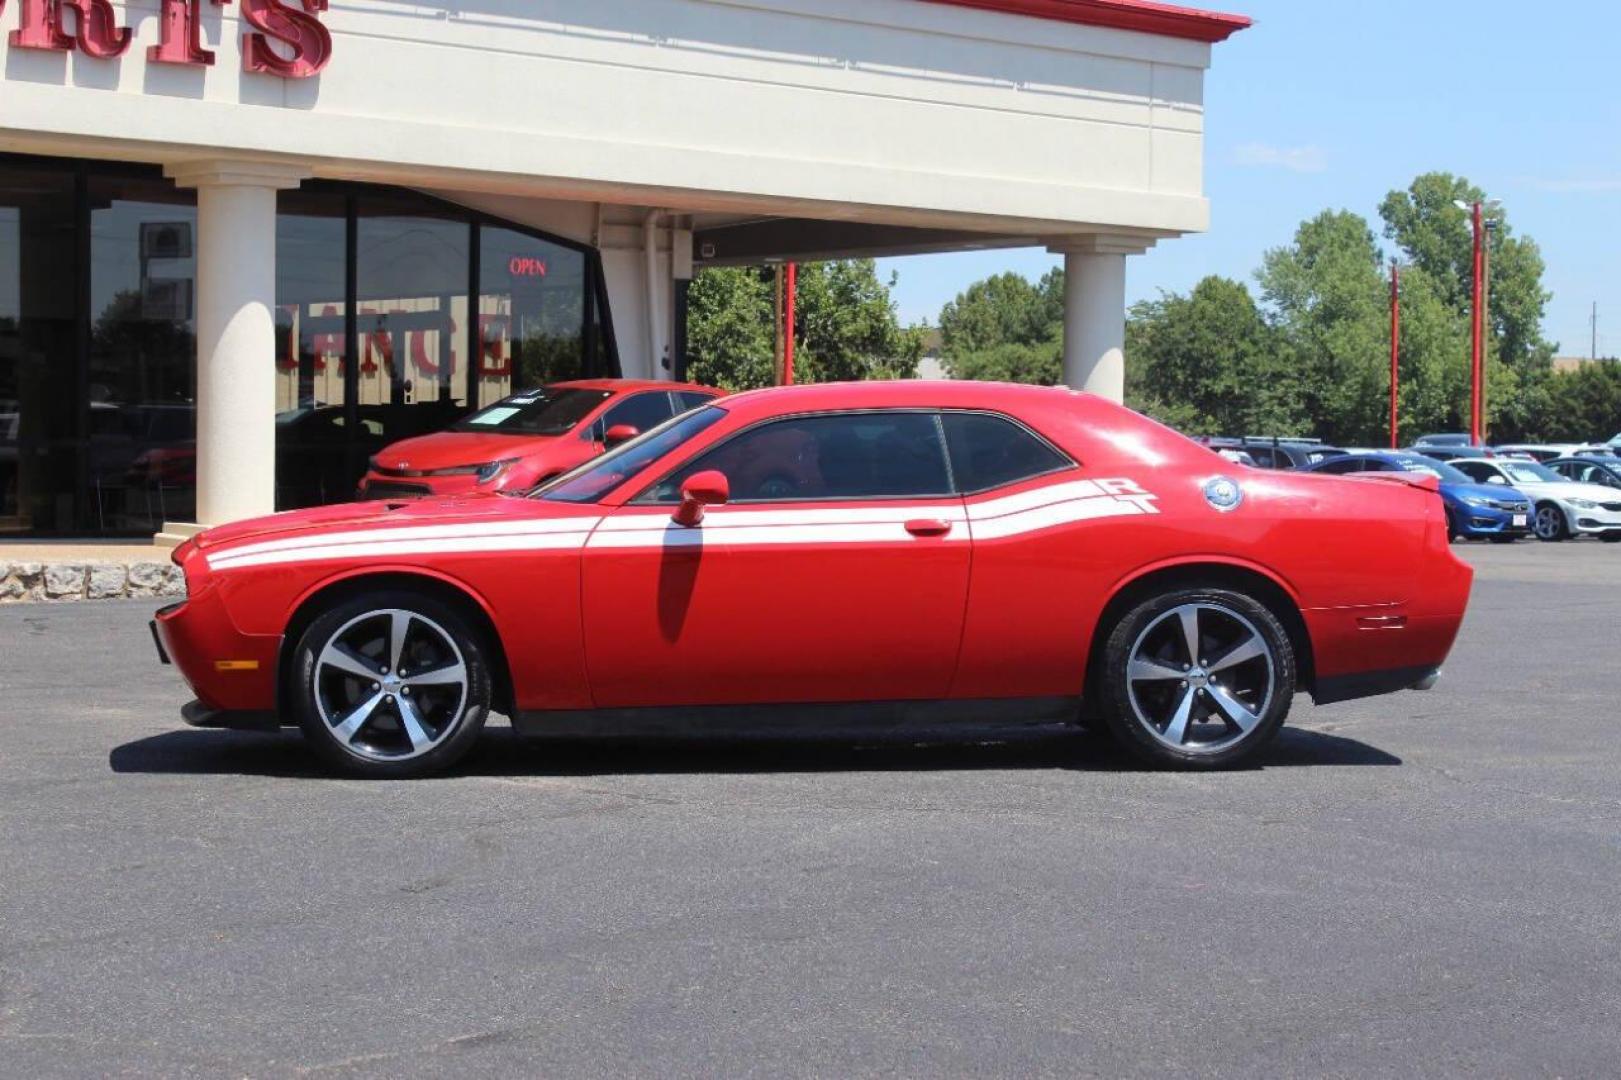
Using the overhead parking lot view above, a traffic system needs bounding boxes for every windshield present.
[1398,455,1470,484]
[450,388,611,435]
[538,405,727,503]
[1503,461,1562,484]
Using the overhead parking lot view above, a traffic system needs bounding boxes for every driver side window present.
[640,411,953,504]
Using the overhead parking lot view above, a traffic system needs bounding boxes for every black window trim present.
[627,406,1076,506]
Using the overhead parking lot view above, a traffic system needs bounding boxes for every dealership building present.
[0,0,1246,539]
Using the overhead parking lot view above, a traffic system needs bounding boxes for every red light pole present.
[784,262,797,385]
[1468,201,1485,445]
[1389,260,1401,449]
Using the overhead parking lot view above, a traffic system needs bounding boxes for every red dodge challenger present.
[153,381,1472,777]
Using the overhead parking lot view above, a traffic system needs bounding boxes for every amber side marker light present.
[214,660,261,672]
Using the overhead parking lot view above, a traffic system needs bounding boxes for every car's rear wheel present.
[1096,588,1294,770]
[291,590,492,778]
[1533,503,1569,542]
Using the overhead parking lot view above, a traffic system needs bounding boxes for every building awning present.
[919,0,1251,43]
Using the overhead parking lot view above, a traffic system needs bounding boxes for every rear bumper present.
[1313,665,1442,705]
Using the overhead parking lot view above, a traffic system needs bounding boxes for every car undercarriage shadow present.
[108,722,1400,779]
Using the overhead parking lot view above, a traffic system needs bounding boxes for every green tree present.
[1379,173,1554,438]
[685,261,922,390]
[1255,210,1392,444]
[793,260,924,383]
[1124,276,1295,436]
[1538,362,1621,443]
[684,267,776,391]
[938,269,1064,383]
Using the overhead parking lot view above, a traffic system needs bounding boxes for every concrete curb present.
[0,561,186,603]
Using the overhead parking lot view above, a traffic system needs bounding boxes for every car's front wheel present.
[1096,588,1295,770]
[1532,503,1569,542]
[291,590,492,778]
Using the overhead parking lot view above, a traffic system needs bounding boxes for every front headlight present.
[476,458,519,485]
[1463,496,1492,507]
[1567,498,1599,510]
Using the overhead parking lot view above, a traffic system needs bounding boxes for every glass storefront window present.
[477,225,588,407]
[88,174,198,533]
[0,155,616,534]
[0,165,77,534]
[356,200,470,445]
[276,190,351,509]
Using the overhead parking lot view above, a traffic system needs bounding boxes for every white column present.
[1050,236,1154,403]
[165,161,309,532]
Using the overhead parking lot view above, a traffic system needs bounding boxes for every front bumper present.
[1453,501,1531,537]
[152,590,281,713]
[1565,505,1621,535]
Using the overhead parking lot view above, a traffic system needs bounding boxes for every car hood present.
[373,430,561,472]
[1442,482,1529,504]
[1508,480,1618,502]
[188,492,599,558]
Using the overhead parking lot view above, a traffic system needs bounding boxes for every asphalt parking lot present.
[4,541,1620,1077]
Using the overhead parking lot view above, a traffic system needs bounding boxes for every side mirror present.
[673,469,730,527]
[603,423,639,449]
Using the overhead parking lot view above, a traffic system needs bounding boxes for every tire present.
[1601,532,1621,544]
[1532,503,1569,542]
[290,589,492,778]
[1444,508,1462,542]
[1096,587,1295,770]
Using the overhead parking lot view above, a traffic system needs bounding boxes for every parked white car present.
[1452,458,1621,542]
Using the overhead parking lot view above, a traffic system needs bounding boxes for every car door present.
[580,409,971,708]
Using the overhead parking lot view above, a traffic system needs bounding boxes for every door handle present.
[905,518,953,538]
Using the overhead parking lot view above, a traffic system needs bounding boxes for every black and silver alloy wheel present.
[1126,603,1274,756]
[1098,587,1295,769]
[1532,504,1568,542]
[292,590,492,777]
[315,609,469,762]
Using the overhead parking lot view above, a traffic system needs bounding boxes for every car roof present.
[717,379,1086,418]
[549,379,721,394]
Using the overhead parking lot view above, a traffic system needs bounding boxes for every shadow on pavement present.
[109,723,1400,779]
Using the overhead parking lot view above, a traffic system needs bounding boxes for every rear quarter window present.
[940,411,1071,494]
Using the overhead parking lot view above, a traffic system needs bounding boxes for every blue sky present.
[877,0,1621,358]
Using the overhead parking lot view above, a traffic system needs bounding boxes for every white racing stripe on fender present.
[968,478,1107,520]
[208,530,595,571]
[205,516,601,567]
[968,494,1151,540]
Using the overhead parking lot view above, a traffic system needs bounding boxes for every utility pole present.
[1594,302,1600,361]
[1390,260,1401,450]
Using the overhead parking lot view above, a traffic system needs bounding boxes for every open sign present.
[508,257,549,278]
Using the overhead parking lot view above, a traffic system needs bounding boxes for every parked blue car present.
[1306,451,1532,542]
